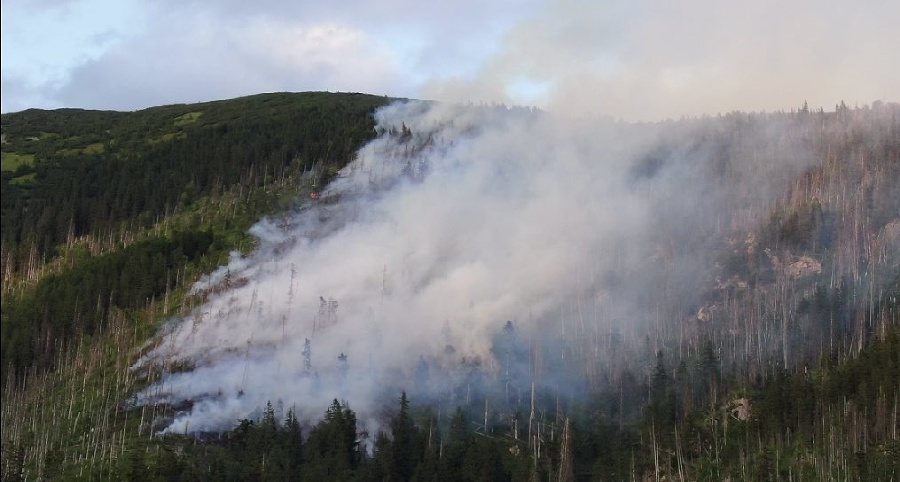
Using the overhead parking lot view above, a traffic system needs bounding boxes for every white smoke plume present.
[422,0,900,120]
[134,100,817,434]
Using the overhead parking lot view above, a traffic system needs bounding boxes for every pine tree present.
[391,391,416,482]
[283,408,304,480]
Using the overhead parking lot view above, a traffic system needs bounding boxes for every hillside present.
[2,96,899,481]
[1,92,390,383]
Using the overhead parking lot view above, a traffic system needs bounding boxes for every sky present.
[2,0,899,119]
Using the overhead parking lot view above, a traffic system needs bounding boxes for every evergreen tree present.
[391,391,417,482]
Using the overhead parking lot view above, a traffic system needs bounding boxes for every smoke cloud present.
[423,0,900,120]
[134,100,818,434]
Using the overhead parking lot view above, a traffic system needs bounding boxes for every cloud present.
[0,73,62,113]
[1,0,542,111]
[2,0,542,112]
[52,11,408,110]
[5,0,895,115]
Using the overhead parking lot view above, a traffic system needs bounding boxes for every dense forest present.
[1,95,898,481]
[1,92,390,384]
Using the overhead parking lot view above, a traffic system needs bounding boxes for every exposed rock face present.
[696,304,716,322]
[880,219,900,249]
[786,256,822,278]
[728,398,751,421]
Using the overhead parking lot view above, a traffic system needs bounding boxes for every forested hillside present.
[1,92,389,384]
[2,97,898,481]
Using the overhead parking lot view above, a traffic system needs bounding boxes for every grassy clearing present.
[57,143,107,156]
[83,142,105,154]
[1,152,35,171]
[147,132,186,145]
[10,173,36,185]
[173,111,203,127]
